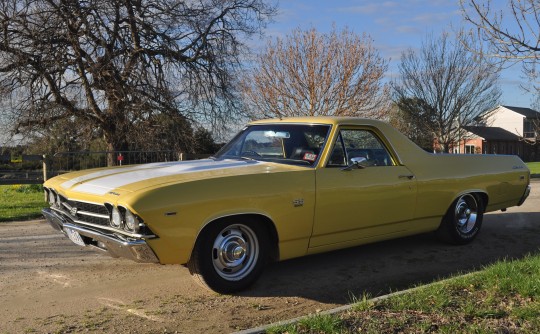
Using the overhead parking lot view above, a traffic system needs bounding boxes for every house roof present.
[462,126,521,141]
[502,105,540,118]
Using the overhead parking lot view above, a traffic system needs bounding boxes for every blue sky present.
[253,0,531,108]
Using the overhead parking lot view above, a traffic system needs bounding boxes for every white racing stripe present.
[63,159,260,196]
[60,161,179,189]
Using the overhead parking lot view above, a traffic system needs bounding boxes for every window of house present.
[524,119,536,138]
[465,145,475,154]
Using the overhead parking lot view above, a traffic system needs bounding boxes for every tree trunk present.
[104,131,130,167]
[106,142,116,167]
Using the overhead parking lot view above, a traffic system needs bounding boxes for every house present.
[486,105,539,139]
[454,105,540,161]
[459,126,523,155]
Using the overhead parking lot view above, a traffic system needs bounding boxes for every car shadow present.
[241,211,540,304]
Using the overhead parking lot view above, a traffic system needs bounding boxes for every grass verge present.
[0,184,46,222]
[526,162,540,174]
[268,254,540,333]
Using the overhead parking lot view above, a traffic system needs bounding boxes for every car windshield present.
[214,124,332,167]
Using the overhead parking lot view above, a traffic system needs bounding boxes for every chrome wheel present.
[188,218,269,293]
[212,224,259,281]
[437,193,484,245]
[454,194,479,234]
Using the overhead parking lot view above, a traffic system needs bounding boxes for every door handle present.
[399,174,415,180]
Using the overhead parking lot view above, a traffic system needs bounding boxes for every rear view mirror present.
[264,131,290,139]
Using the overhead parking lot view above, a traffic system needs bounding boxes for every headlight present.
[111,207,122,228]
[124,210,139,233]
[55,193,62,207]
[48,190,56,206]
[106,204,144,233]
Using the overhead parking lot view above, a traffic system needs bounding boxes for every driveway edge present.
[232,272,476,334]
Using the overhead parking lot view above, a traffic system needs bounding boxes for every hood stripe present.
[60,162,178,190]
[65,159,260,196]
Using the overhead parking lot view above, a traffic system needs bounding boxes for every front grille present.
[73,211,109,226]
[59,197,110,227]
[45,187,155,238]
[67,200,109,216]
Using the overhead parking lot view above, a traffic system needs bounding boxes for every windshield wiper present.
[238,156,258,161]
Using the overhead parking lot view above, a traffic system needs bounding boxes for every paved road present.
[1,181,539,333]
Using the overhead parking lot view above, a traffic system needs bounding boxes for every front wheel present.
[436,193,484,245]
[187,218,268,293]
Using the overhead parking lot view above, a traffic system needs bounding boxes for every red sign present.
[117,154,124,161]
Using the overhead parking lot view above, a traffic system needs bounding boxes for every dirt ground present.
[1,181,539,334]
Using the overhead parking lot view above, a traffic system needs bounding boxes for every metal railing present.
[0,170,44,185]
[0,154,43,184]
[49,150,179,173]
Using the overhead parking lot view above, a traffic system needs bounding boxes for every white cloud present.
[409,12,454,25]
[337,4,379,14]
[396,25,420,34]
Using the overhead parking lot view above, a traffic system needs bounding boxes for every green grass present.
[267,314,344,334]
[268,254,540,333]
[0,184,46,222]
[526,162,540,174]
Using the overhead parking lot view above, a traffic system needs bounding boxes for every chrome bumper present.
[42,208,160,263]
[517,184,531,206]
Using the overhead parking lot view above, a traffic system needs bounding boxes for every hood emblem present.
[70,207,78,216]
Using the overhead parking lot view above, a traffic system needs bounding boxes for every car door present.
[310,127,418,248]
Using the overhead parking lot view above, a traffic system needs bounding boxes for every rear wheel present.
[188,218,268,293]
[437,193,484,245]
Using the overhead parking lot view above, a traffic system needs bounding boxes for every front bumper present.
[42,208,159,263]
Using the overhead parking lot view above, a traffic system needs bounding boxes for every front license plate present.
[65,227,86,247]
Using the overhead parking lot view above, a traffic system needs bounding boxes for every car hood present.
[52,159,303,196]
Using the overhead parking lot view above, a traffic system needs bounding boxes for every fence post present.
[179,152,184,161]
[42,154,47,182]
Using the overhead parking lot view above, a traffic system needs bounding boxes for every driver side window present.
[327,129,394,167]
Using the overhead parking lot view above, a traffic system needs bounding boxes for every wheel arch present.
[449,190,488,211]
[192,213,280,263]
[475,191,489,209]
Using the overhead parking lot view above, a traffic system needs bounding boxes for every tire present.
[187,218,268,293]
[436,193,484,245]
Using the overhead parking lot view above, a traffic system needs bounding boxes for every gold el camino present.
[42,117,531,293]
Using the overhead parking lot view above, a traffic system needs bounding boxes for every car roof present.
[249,116,387,127]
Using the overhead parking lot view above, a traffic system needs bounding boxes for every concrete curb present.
[232,272,476,334]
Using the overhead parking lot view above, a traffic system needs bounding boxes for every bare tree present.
[240,27,390,119]
[0,0,275,165]
[461,0,540,148]
[392,32,501,153]
[460,0,540,84]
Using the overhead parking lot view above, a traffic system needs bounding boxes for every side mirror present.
[341,157,367,171]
